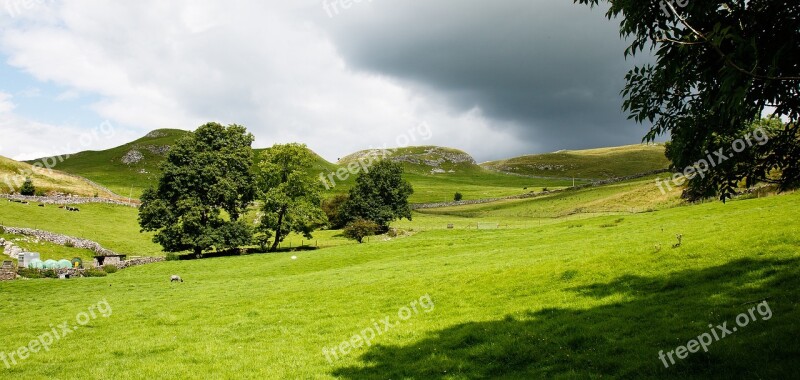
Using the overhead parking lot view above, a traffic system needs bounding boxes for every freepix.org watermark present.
[1,121,116,193]
[659,0,689,18]
[322,0,372,18]
[322,294,435,364]
[655,128,769,194]
[4,0,53,18]
[319,122,432,190]
[658,300,772,369]
[1,299,113,369]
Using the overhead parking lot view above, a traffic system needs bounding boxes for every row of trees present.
[138,122,413,256]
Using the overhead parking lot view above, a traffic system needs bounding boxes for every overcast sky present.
[0,0,653,163]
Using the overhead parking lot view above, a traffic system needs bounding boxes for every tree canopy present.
[256,143,327,252]
[138,122,256,256]
[341,160,413,230]
[575,0,800,200]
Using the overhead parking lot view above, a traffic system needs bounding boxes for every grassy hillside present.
[481,143,671,180]
[37,129,191,198]
[43,131,680,203]
[0,191,797,378]
[334,146,584,203]
[0,202,160,257]
[0,156,118,198]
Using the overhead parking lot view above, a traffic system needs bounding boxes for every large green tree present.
[256,143,327,252]
[138,123,256,256]
[342,160,413,231]
[576,0,800,200]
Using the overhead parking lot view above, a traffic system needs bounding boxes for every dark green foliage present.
[454,192,463,201]
[102,264,118,274]
[138,122,256,256]
[17,268,44,279]
[165,252,181,261]
[343,218,379,243]
[341,160,413,230]
[321,194,349,229]
[256,143,327,252]
[20,177,35,196]
[83,268,107,277]
[575,0,800,200]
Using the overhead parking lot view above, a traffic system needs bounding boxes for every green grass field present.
[0,202,159,257]
[1,188,798,378]
[482,144,671,180]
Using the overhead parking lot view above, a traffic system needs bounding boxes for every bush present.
[35,189,46,197]
[165,252,181,261]
[20,177,35,196]
[321,194,350,229]
[84,268,108,277]
[454,192,463,201]
[102,265,118,274]
[17,268,45,279]
[343,219,380,244]
[42,269,58,278]
[64,241,75,248]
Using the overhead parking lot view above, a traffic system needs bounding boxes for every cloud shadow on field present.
[332,258,800,379]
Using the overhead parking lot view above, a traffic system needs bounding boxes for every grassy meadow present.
[481,144,670,180]
[0,187,798,378]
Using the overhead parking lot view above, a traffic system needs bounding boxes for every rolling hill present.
[0,155,118,198]
[481,144,671,180]
[30,130,670,203]
[32,129,192,198]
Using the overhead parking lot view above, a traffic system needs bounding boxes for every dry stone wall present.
[1,194,138,207]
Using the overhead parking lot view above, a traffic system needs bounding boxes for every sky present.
[0,0,654,163]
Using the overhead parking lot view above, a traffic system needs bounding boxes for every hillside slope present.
[0,156,118,198]
[481,144,670,180]
[36,129,191,198]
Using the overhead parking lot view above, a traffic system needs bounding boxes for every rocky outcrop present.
[121,149,145,164]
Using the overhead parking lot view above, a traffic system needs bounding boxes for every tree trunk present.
[193,246,202,258]
[270,206,288,252]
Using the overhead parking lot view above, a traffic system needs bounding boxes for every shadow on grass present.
[175,246,319,260]
[332,258,800,379]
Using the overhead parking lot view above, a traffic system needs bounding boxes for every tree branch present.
[664,1,800,81]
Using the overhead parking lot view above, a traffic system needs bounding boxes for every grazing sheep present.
[170,275,184,283]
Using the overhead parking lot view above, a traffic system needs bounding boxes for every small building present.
[93,255,127,267]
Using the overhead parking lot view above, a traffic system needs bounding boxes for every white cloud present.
[0,0,550,162]
[0,92,15,113]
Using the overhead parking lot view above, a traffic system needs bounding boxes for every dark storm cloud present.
[318,0,652,153]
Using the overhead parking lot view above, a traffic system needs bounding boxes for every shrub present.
[17,268,45,279]
[454,192,463,201]
[84,268,108,277]
[165,252,181,261]
[321,194,350,229]
[35,190,46,197]
[20,177,35,196]
[343,219,379,244]
[64,241,75,248]
[42,269,58,278]
[102,265,118,274]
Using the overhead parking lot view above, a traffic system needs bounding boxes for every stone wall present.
[115,257,165,269]
[0,225,118,256]
[0,269,16,281]
[1,194,138,207]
